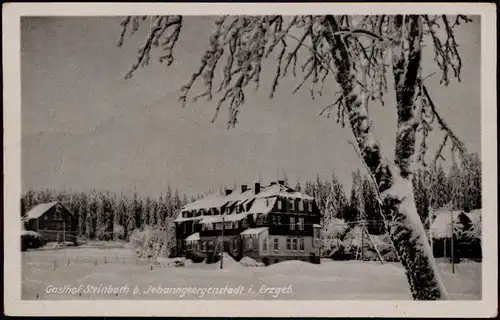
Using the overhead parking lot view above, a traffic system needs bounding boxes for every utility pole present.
[450,210,455,273]
[220,216,225,270]
[429,206,433,255]
[360,220,364,261]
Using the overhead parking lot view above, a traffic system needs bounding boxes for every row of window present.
[262,237,306,252]
[195,238,240,252]
[182,197,315,218]
[271,216,305,230]
[202,221,240,231]
[277,198,314,213]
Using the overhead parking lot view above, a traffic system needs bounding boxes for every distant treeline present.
[21,152,481,239]
[21,187,192,240]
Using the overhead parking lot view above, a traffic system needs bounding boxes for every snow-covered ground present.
[22,247,481,300]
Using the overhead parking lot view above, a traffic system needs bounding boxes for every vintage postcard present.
[3,2,497,317]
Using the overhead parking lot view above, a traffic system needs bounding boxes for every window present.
[277,215,282,225]
[308,202,313,212]
[286,238,291,251]
[191,223,195,233]
[208,240,214,251]
[247,238,253,250]
[202,224,207,231]
[290,199,295,211]
[272,215,278,225]
[263,238,268,251]
[183,223,187,233]
[298,217,304,230]
[225,222,232,229]
[273,238,279,251]
[314,228,320,240]
[233,238,239,251]
[277,199,282,210]
[290,217,296,230]
[299,238,305,251]
[201,241,207,252]
[298,200,304,212]
[215,223,222,230]
[292,238,298,251]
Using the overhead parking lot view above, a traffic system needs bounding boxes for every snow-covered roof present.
[199,215,222,224]
[199,212,248,224]
[313,224,322,228]
[177,182,315,223]
[174,215,203,223]
[431,208,481,238]
[240,227,269,236]
[181,194,227,212]
[181,183,312,212]
[247,197,276,214]
[185,232,200,242]
[25,201,59,220]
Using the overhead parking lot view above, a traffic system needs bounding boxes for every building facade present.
[23,201,78,244]
[175,181,322,265]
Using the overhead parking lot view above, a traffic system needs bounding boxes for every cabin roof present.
[25,201,59,220]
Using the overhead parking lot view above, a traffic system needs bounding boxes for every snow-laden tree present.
[118,14,475,300]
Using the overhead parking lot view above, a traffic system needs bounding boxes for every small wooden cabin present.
[24,201,78,244]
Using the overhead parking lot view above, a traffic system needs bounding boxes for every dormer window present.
[277,198,283,210]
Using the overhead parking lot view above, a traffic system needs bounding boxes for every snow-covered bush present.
[185,251,205,263]
[21,230,42,251]
[240,256,265,267]
[113,223,125,240]
[321,218,350,257]
[129,224,176,260]
[327,225,398,262]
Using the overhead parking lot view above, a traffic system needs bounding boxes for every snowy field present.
[22,247,481,300]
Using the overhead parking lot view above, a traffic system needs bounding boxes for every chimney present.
[464,206,470,213]
[278,180,285,186]
[241,185,248,193]
[254,182,260,194]
[225,189,233,196]
[270,181,276,185]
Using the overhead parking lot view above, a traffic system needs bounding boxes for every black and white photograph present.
[3,2,497,317]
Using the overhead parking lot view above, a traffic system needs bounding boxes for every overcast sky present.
[21,16,481,198]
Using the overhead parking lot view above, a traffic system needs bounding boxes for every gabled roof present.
[25,201,59,220]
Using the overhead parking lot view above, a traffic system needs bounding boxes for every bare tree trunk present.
[324,15,448,300]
